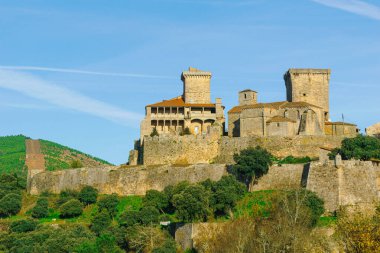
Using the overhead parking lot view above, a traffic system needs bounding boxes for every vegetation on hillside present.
[0,135,28,174]
[0,135,112,174]
[329,135,380,161]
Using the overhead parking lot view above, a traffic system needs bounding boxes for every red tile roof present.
[228,101,321,114]
[147,97,216,108]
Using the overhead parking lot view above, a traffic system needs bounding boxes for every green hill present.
[0,135,113,174]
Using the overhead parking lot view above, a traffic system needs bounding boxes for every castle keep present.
[140,67,225,140]
[228,69,358,138]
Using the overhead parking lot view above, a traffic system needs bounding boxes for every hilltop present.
[0,135,112,174]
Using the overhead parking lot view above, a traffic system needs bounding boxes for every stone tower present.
[239,89,257,106]
[181,67,211,104]
[284,69,331,121]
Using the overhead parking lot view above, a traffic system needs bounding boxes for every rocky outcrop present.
[28,164,227,195]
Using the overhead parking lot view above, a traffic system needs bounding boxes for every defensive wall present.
[142,134,345,165]
[28,164,227,195]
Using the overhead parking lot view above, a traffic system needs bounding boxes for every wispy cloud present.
[312,0,380,20]
[0,66,176,79]
[0,70,143,126]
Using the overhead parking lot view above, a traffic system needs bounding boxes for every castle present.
[140,67,358,141]
[140,67,225,141]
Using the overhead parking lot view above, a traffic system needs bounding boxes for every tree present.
[127,226,167,253]
[60,199,83,218]
[118,210,141,227]
[231,146,273,190]
[79,186,98,205]
[329,135,380,161]
[98,194,119,217]
[150,127,159,137]
[139,206,160,225]
[91,211,112,235]
[31,197,49,218]
[208,176,246,216]
[172,184,210,222]
[10,219,38,233]
[0,193,22,217]
[57,189,79,207]
[143,190,169,213]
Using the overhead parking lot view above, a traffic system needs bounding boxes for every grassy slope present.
[0,135,112,174]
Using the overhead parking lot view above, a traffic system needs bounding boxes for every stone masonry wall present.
[142,135,344,165]
[28,164,227,195]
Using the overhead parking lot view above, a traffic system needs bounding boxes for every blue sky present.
[0,0,379,164]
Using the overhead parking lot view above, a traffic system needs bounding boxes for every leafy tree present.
[329,135,380,161]
[79,186,98,205]
[150,127,159,137]
[139,206,160,225]
[60,199,83,218]
[91,211,112,235]
[231,146,273,189]
[143,190,169,212]
[208,176,246,216]
[172,184,210,222]
[10,219,38,233]
[0,193,22,217]
[98,194,119,217]
[31,197,49,218]
[119,210,141,227]
[95,233,124,253]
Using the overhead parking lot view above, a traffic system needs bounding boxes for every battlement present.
[285,68,331,76]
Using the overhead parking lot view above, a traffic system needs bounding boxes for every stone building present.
[140,67,225,140]
[228,69,358,137]
[366,122,380,138]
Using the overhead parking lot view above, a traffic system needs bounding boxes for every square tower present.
[239,89,257,106]
[181,67,211,104]
[284,69,330,121]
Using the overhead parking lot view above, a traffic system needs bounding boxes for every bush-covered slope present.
[0,135,112,173]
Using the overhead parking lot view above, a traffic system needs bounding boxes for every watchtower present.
[181,67,211,104]
[239,89,257,106]
[284,69,330,121]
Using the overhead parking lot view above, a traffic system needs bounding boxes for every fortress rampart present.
[142,134,345,165]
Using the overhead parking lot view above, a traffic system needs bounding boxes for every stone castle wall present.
[143,134,344,166]
[28,164,227,195]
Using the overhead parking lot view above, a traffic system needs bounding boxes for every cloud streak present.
[312,0,380,20]
[0,66,176,79]
[0,70,143,126]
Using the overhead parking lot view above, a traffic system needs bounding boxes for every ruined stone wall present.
[28,164,227,195]
[251,164,306,191]
[306,160,380,213]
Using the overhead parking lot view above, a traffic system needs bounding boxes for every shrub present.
[60,199,83,218]
[98,194,119,217]
[57,189,79,207]
[150,127,159,137]
[0,193,22,217]
[31,197,49,218]
[180,127,191,136]
[152,238,177,253]
[231,146,273,189]
[71,160,83,168]
[90,211,111,235]
[79,186,98,205]
[10,219,38,233]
